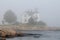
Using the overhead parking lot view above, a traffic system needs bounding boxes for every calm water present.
[7,31,60,40]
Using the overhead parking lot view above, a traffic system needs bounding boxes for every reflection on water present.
[7,31,60,40]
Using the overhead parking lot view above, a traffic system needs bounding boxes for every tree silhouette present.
[28,17,37,25]
[37,21,46,27]
[3,10,17,24]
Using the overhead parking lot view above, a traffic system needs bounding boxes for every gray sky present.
[0,0,60,27]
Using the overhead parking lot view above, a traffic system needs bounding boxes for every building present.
[22,9,40,23]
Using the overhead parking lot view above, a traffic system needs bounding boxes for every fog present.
[0,0,60,27]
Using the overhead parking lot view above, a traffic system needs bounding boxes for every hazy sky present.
[0,0,60,27]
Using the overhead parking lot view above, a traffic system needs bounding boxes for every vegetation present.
[28,17,37,25]
[25,9,46,27]
[2,9,46,27]
[3,10,17,24]
[37,21,46,27]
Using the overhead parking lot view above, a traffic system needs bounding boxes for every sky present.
[0,0,60,27]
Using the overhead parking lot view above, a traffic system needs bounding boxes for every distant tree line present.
[2,9,46,27]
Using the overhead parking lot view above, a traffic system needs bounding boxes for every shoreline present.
[0,25,60,31]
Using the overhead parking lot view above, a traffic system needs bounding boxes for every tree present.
[3,10,17,24]
[25,10,35,16]
[28,17,37,25]
[25,9,39,24]
[37,21,46,27]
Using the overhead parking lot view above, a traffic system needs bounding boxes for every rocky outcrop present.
[0,29,16,38]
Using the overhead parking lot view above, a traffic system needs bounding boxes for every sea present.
[7,31,60,40]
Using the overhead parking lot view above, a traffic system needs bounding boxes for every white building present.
[22,9,40,23]
[22,13,30,23]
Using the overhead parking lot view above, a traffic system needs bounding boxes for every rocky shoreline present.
[0,25,60,31]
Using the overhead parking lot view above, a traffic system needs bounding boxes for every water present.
[7,31,60,40]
